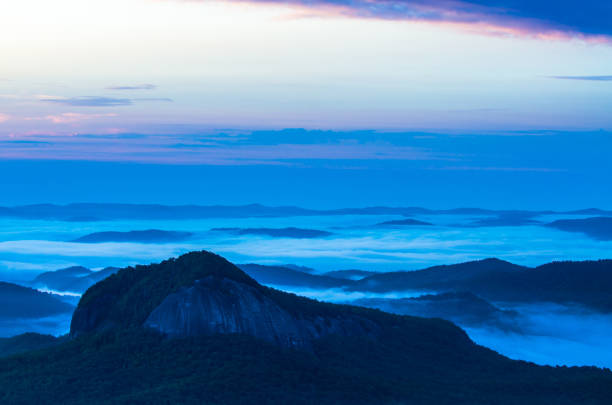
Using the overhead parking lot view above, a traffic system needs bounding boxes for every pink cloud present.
[215,0,612,42]
[26,113,118,124]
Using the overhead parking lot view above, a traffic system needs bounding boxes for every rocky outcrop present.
[144,276,379,348]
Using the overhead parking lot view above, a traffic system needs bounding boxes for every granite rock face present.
[144,276,379,348]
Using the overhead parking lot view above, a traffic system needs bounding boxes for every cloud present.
[33,113,118,124]
[40,96,132,107]
[550,75,612,81]
[106,84,157,90]
[135,97,173,102]
[214,0,612,39]
[0,113,9,123]
[432,166,565,172]
[38,96,172,107]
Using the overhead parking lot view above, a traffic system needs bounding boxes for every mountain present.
[0,282,74,319]
[323,269,376,280]
[545,217,612,240]
[350,258,526,292]
[1,203,609,222]
[237,264,347,288]
[70,251,381,345]
[354,292,520,331]
[0,333,64,358]
[376,218,433,226]
[465,214,541,227]
[0,251,609,403]
[350,258,612,312]
[72,230,193,243]
[30,266,120,294]
[211,227,333,238]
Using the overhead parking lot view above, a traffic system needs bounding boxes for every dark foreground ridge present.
[1,251,612,404]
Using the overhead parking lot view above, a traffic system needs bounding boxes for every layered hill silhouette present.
[72,230,193,243]
[322,269,376,280]
[0,203,585,221]
[237,263,347,288]
[238,259,612,313]
[1,251,612,404]
[348,258,612,312]
[376,218,433,226]
[0,333,65,358]
[354,292,520,331]
[30,266,120,294]
[0,282,74,319]
[545,217,612,240]
[211,227,333,238]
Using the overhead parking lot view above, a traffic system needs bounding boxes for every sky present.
[0,0,611,208]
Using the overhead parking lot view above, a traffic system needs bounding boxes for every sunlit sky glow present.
[1,0,611,208]
[2,0,612,134]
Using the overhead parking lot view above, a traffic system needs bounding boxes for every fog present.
[269,285,612,369]
[265,284,426,303]
[0,314,72,338]
[466,303,612,368]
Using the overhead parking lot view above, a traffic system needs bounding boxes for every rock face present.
[71,251,384,348]
[145,276,378,348]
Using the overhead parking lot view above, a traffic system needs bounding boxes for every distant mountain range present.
[212,227,333,238]
[1,251,610,404]
[0,333,66,358]
[0,203,610,221]
[30,266,120,294]
[376,219,433,226]
[322,269,376,280]
[348,258,612,312]
[28,256,612,316]
[237,258,612,313]
[72,230,193,243]
[0,282,74,319]
[545,217,612,240]
[354,292,520,331]
[238,264,347,288]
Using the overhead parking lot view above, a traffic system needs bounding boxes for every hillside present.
[323,269,375,280]
[354,292,520,331]
[31,266,119,294]
[545,217,612,240]
[211,227,333,238]
[237,264,347,288]
[72,230,193,243]
[0,333,64,358]
[0,282,74,319]
[376,219,433,226]
[0,251,611,404]
[350,258,612,311]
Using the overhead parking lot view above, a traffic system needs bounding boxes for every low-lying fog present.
[271,285,612,369]
[466,303,612,369]
[0,314,71,338]
[1,212,612,367]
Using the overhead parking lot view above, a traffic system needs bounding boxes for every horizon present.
[0,127,610,209]
[3,0,612,397]
[3,1,612,210]
[1,201,611,213]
